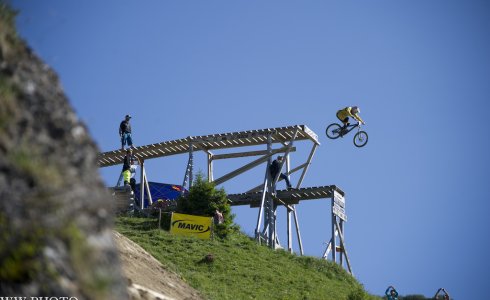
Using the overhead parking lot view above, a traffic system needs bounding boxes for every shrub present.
[176,172,237,238]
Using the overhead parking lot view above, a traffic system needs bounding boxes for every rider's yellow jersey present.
[337,107,364,123]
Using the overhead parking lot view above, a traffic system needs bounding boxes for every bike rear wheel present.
[326,123,342,139]
[353,131,368,147]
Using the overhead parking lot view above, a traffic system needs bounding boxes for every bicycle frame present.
[337,123,362,136]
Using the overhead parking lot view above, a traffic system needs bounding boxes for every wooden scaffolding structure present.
[98,125,319,208]
[98,125,353,268]
[228,185,345,256]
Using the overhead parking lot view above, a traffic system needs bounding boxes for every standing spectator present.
[129,178,136,193]
[269,156,292,190]
[122,148,133,186]
[214,209,224,225]
[119,114,133,150]
[385,286,398,300]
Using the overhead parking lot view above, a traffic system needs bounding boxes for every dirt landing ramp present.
[113,231,203,300]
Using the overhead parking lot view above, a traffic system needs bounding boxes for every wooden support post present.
[207,152,213,182]
[181,160,189,192]
[158,209,162,229]
[285,152,291,186]
[323,238,333,259]
[140,159,145,209]
[323,190,352,275]
[274,203,280,249]
[331,210,336,262]
[268,197,276,248]
[339,220,344,266]
[335,218,353,275]
[143,167,153,205]
[293,206,304,255]
[287,208,292,253]
[189,142,194,188]
[255,134,272,243]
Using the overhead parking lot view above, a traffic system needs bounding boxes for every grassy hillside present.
[116,217,380,300]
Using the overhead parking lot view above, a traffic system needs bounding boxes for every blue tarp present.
[133,182,186,208]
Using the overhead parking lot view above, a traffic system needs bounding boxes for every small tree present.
[177,172,236,238]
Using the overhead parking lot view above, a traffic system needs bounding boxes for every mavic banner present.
[170,212,212,240]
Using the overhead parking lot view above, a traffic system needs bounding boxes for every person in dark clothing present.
[385,286,398,300]
[269,156,292,190]
[129,178,136,193]
[122,148,133,186]
[434,288,450,300]
[119,114,133,150]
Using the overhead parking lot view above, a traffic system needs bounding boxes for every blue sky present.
[11,1,490,299]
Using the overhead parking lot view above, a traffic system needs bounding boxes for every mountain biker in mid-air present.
[336,106,365,137]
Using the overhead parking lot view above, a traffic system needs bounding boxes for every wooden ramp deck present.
[227,185,344,207]
[98,125,319,168]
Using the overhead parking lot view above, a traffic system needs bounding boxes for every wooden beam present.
[213,146,291,186]
[293,206,304,255]
[296,144,317,188]
[255,134,272,243]
[143,167,153,205]
[212,147,296,160]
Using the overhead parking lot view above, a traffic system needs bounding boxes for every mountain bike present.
[325,122,368,147]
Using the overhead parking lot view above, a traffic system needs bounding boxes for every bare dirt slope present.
[113,231,204,300]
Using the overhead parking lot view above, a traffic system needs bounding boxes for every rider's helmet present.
[351,106,360,114]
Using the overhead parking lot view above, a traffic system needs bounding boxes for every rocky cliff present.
[0,4,128,299]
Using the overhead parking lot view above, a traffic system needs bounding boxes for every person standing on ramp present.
[269,156,293,191]
[119,114,133,150]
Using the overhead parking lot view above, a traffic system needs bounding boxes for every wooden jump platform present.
[228,185,344,207]
[98,125,319,168]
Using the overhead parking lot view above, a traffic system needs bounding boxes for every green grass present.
[116,217,380,300]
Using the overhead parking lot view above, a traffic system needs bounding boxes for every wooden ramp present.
[228,185,344,207]
[98,125,319,168]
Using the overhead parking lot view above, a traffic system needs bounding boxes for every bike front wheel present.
[326,123,342,139]
[353,131,368,147]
